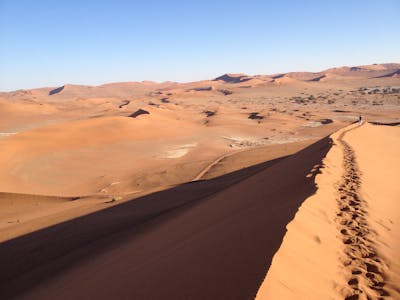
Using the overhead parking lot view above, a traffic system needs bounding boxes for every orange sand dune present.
[256,123,400,300]
[0,62,399,299]
[0,111,213,196]
[0,137,331,299]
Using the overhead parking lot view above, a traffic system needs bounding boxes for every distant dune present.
[375,69,400,78]
[213,73,253,83]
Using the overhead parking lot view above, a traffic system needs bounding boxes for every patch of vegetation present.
[204,110,216,117]
[160,97,170,103]
[319,119,333,124]
[218,89,233,96]
[291,96,308,104]
[248,112,264,120]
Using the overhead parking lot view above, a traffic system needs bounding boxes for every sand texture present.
[256,123,400,300]
[0,63,399,299]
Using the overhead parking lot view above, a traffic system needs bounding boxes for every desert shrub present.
[218,89,233,95]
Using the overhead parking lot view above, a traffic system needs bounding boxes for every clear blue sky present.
[0,0,399,91]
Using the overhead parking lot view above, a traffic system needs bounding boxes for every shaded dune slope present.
[0,137,331,300]
[48,86,65,96]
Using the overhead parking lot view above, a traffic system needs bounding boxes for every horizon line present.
[1,61,398,93]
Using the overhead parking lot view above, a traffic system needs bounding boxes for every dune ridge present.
[0,136,331,299]
[256,123,400,300]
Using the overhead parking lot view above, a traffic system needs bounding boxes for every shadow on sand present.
[0,137,332,300]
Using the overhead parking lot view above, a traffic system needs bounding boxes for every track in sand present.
[337,126,390,300]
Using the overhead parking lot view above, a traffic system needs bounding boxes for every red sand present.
[0,138,330,299]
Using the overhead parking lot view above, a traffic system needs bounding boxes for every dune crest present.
[256,123,400,300]
[213,73,252,83]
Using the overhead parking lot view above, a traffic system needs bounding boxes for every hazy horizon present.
[1,0,399,91]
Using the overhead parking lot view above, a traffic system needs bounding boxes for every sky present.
[0,0,399,91]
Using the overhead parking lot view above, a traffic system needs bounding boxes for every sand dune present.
[272,75,302,85]
[0,137,331,299]
[0,63,399,299]
[213,73,252,83]
[324,63,400,78]
[256,123,400,300]
[0,113,209,195]
[376,69,400,78]
[308,74,327,82]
